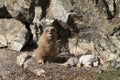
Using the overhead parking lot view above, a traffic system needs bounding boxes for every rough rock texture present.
[65,0,120,66]
[46,0,72,22]
[0,19,32,51]
[33,6,42,25]
[17,53,31,67]
[4,0,31,17]
[69,38,94,56]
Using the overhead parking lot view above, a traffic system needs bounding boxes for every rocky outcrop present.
[0,19,32,51]
[0,0,120,66]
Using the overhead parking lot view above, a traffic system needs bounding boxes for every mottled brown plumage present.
[34,26,58,64]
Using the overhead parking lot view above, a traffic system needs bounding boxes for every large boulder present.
[46,0,72,22]
[0,19,32,51]
[4,0,31,17]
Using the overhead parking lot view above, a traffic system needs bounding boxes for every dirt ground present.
[0,48,119,80]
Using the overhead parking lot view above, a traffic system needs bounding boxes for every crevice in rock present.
[102,0,114,20]
[53,19,71,39]
[21,22,33,51]
[113,0,117,17]
[37,0,50,19]
[0,7,12,18]
[29,0,35,24]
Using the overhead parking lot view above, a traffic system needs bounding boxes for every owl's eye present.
[51,28,56,33]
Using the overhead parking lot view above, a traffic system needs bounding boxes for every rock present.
[77,54,99,68]
[68,38,94,56]
[23,57,46,77]
[0,0,4,8]
[115,63,120,69]
[4,0,31,17]
[23,57,36,70]
[107,54,118,62]
[46,0,71,22]
[30,24,38,42]
[33,6,42,25]
[33,69,46,77]
[10,28,30,51]
[17,53,31,67]
[0,19,32,51]
[17,53,46,77]
[116,57,120,63]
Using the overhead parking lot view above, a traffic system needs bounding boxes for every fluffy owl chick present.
[77,54,99,68]
[34,26,58,64]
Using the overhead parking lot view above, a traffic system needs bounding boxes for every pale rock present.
[116,57,120,63]
[23,57,33,70]
[33,6,42,25]
[10,28,28,51]
[0,19,32,51]
[107,54,118,61]
[115,63,120,69]
[4,0,31,17]
[17,0,31,9]
[23,57,46,77]
[0,0,4,8]
[30,24,37,42]
[46,0,71,22]
[69,38,94,56]
[33,69,46,77]
[17,53,29,67]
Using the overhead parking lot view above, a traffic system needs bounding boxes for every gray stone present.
[115,63,120,69]
[69,38,94,56]
[33,6,42,25]
[30,24,37,42]
[16,53,29,67]
[33,69,46,77]
[0,19,32,51]
[4,0,31,17]
[23,57,46,77]
[0,0,4,8]
[116,57,120,63]
[23,56,39,70]
[46,0,71,22]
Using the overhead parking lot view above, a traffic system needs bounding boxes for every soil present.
[0,48,101,80]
